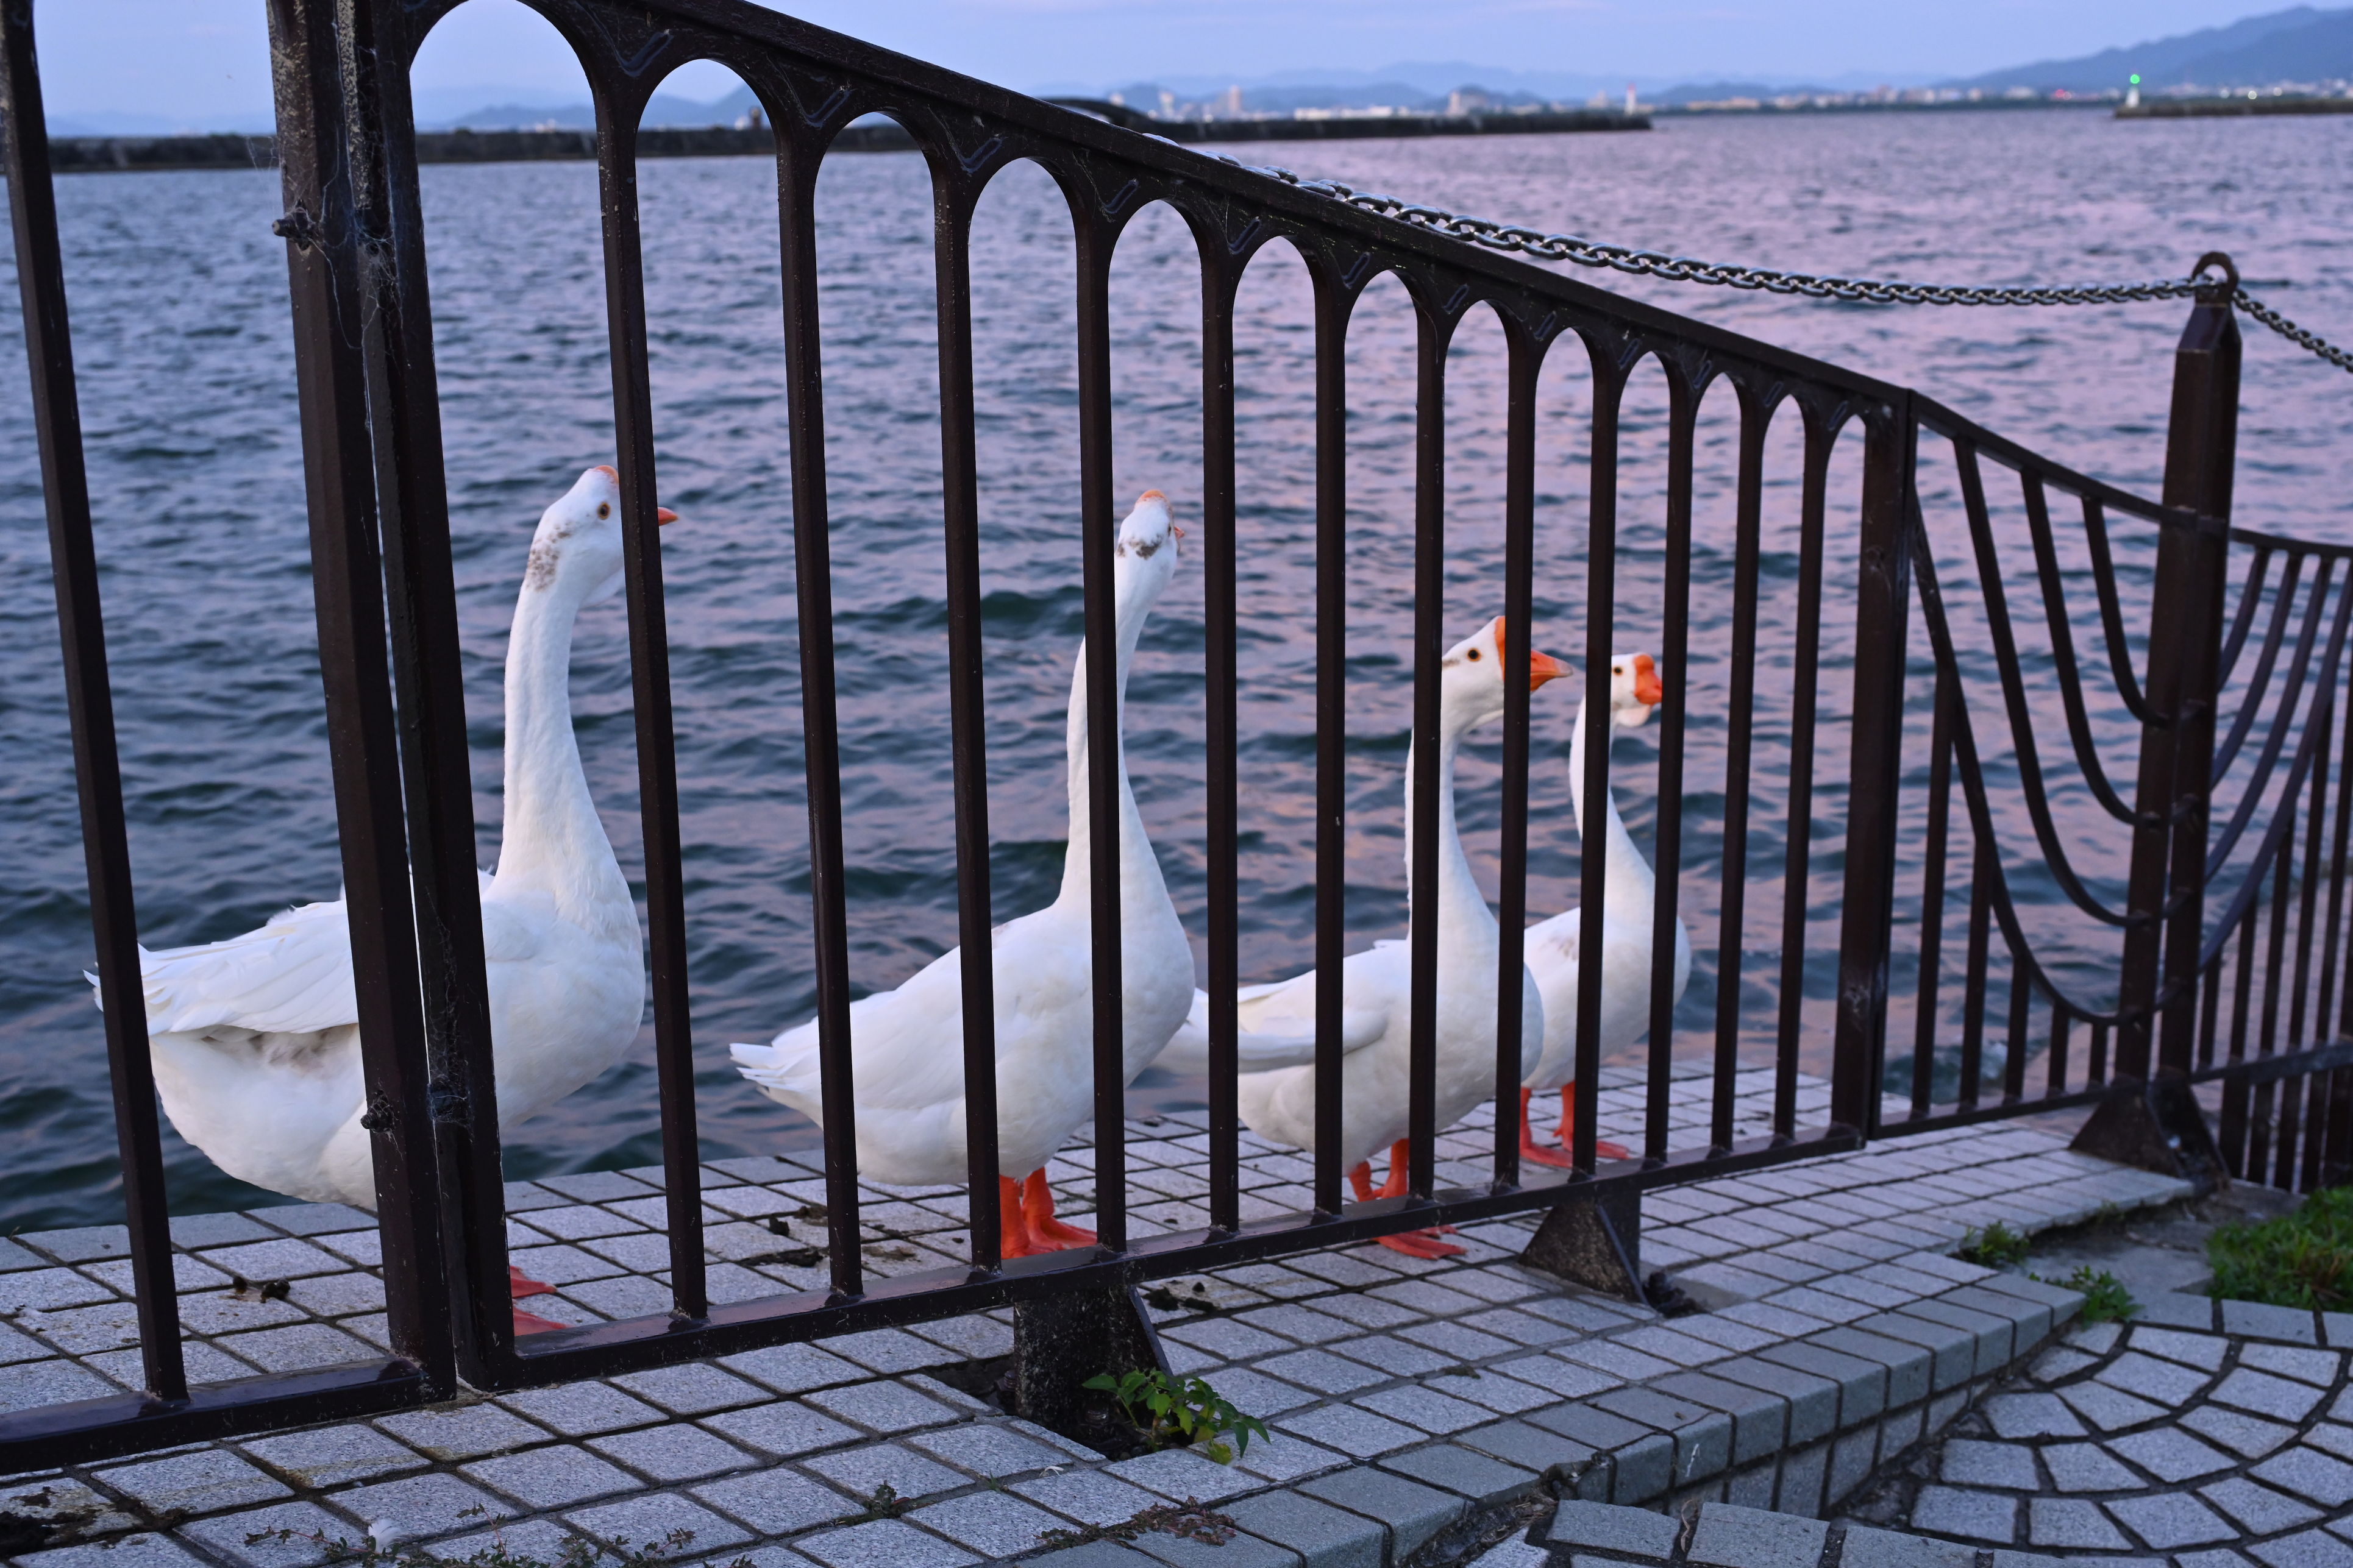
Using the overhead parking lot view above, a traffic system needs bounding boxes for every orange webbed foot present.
[1023,1169,1097,1249]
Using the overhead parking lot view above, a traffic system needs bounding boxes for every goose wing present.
[102,897,359,1037]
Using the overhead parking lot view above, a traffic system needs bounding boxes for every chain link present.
[1231,158,2353,376]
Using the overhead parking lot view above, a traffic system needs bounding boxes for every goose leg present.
[1372,1138,1464,1258]
[1518,1086,1576,1168]
[1348,1162,1376,1202]
[508,1266,568,1335]
[1556,1084,1631,1162]
[1023,1169,1098,1249]
[998,1174,1045,1259]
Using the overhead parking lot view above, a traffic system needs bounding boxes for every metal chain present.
[1231,158,2353,375]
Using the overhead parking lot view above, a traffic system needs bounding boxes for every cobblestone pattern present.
[1468,1497,2062,1567]
[0,1067,2189,1567]
[1849,1287,2353,1566]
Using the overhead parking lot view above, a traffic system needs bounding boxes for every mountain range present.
[1943,5,2352,92]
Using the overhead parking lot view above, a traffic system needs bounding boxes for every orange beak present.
[657,507,679,526]
[1138,489,1167,503]
[1493,618,1567,690]
[1633,652,1662,705]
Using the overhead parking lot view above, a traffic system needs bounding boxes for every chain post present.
[2073,261,2237,1183]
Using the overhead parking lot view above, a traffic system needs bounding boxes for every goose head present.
[524,464,679,606]
[1112,488,1183,612]
[1443,616,1567,734]
[1600,651,1664,731]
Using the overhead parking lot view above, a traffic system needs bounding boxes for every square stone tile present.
[1010,1468,1162,1527]
[377,1404,553,1463]
[2056,1382,2165,1433]
[693,1470,858,1536]
[565,1492,752,1553]
[795,1517,977,1568]
[463,1447,639,1509]
[803,1381,961,1434]
[611,1364,771,1416]
[2185,1405,2299,1460]
[819,1329,958,1375]
[2199,1476,2324,1535]
[1940,1441,2037,1489]
[1908,1486,2017,1544]
[908,1422,1070,1478]
[2040,1442,2139,1492]
[241,1424,427,1488]
[2104,1492,2239,1551]
[801,1442,970,1503]
[14,1534,210,1568]
[1355,1384,1491,1437]
[721,1342,866,1395]
[705,1400,863,1459]
[179,1500,355,1568]
[589,1424,760,1483]
[1259,1349,1385,1395]
[2131,1327,2229,1372]
[2096,1351,2212,1405]
[326,1472,515,1538]
[2240,1343,2343,1387]
[2255,1446,2353,1509]
[2214,1368,2327,1423]
[216,1324,377,1374]
[2107,1426,2237,1483]
[2026,1498,2131,1550]
[909,1492,1067,1559]
[94,1450,292,1516]
[499,1383,667,1437]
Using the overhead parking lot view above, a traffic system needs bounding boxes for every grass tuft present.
[2208,1187,2353,1311]
[1957,1222,2031,1269]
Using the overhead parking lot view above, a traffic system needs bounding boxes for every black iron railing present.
[0,0,2343,1471]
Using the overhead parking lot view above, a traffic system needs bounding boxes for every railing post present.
[2073,264,2237,1182]
[1829,396,1916,1138]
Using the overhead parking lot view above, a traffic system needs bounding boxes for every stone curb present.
[1495,1497,2060,1566]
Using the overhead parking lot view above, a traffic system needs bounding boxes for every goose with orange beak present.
[1230,617,1562,1257]
[1517,651,1690,1167]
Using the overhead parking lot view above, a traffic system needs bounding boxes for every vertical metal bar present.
[774,133,862,1297]
[1711,389,1770,1153]
[1311,271,1351,1219]
[0,1,185,1402]
[2253,850,2293,1182]
[1772,414,1833,1139]
[2222,903,2257,1173]
[345,0,505,1373]
[1493,326,1542,1188]
[2325,1064,2353,1188]
[2289,664,2335,1053]
[1407,298,1452,1199]
[1074,217,1127,1253]
[1647,370,1697,1160]
[1958,840,1993,1111]
[2048,1003,2070,1096]
[2089,1020,2110,1086]
[1830,398,1918,1136]
[265,0,449,1384]
[2152,285,2241,1078]
[1201,257,1242,1233]
[1575,352,1627,1174]
[2199,948,2223,1072]
[2312,658,2353,1051]
[1911,669,1955,1118]
[591,94,704,1319]
[930,182,1000,1267]
[2004,954,2031,1104]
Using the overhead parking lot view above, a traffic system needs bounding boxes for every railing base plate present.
[1520,1183,1645,1302]
[1010,1283,1167,1448]
[2068,1075,2223,1194]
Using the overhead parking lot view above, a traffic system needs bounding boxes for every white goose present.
[1231,617,1562,1257]
[1518,651,1691,1166]
[98,467,670,1327]
[733,491,1195,1260]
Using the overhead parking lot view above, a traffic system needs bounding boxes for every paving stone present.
[240,1424,427,1488]
[717,1342,867,1395]
[463,1446,638,1510]
[1703,1358,1838,1447]
[2096,1349,2213,1404]
[610,1364,771,1416]
[1589,1388,1732,1480]
[1983,1392,2088,1440]
[2223,1299,2320,1344]
[178,1501,351,1568]
[908,1421,1077,1478]
[2200,1475,2325,1534]
[1909,1485,2018,1544]
[2186,1404,2301,1459]
[1897,1298,2015,1375]
[2026,1497,2131,1550]
[587,1422,760,1483]
[1259,1349,1386,1395]
[1354,1383,1490,1437]
[803,1380,961,1434]
[1216,1491,1385,1568]
[2254,1444,2353,1508]
[1813,1329,1933,1408]
[802,1441,971,1504]
[692,1469,858,1536]
[496,1383,666,1437]
[1686,1502,1826,1568]
[13,1533,211,1568]
[1653,1371,1787,1464]
[2027,1345,2099,1383]
[1940,1439,2038,1489]
[908,1491,1070,1559]
[1011,1469,1164,1528]
[1757,1342,1887,1425]
[1836,1523,1979,1567]
[565,1492,752,1553]
[95,1450,293,1517]
[1379,1443,1537,1507]
[2241,1343,2344,1386]
[1273,1403,1425,1456]
[1026,1545,1160,1568]
[1300,1466,1464,1560]
[796,1517,978,1568]
[2104,1492,2240,1551]
[1130,1522,1302,1568]
[2134,1292,2220,1332]
[328,1472,516,1537]
[1230,1436,1349,1486]
[2132,1326,2232,1372]
[2215,1367,2329,1422]
[377,1405,553,1463]
[1100,1447,1255,1504]
[1540,1499,1679,1561]
[2251,1529,2353,1568]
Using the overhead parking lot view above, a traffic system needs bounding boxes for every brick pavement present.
[0,1066,2193,1567]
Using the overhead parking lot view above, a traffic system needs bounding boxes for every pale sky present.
[38,0,2285,130]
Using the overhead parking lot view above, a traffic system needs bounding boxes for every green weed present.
[2031,1264,2138,1324]
[1083,1369,1269,1463]
[2208,1187,2353,1311]
[1956,1222,2031,1269]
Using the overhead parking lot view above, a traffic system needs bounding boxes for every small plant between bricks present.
[2208,1185,2353,1311]
[2029,1263,2137,1324]
[1956,1221,2030,1269]
[1082,1368,1269,1463]
[1039,1499,1239,1550]
[249,1522,751,1568]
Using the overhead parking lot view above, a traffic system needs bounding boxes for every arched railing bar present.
[1949,440,2134,923]
[2207,561,2340,881]
[2076,495,2152,723]
[2214,548,2309,783]
[2217,545,2276,693]
[2017,473,2135,820]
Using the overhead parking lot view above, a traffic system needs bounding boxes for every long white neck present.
[492,576,632,935]
[1569,698,1657,932]
[1404,721,1498,950]
[1057,573,1167,911]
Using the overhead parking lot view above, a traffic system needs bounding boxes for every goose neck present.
[494,579,630,930]
[1058,572,1164,910]
[1406,719,1491,942]
[1569,697,1657,929]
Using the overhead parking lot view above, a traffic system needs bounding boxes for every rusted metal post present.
[2073,259,2238,1182]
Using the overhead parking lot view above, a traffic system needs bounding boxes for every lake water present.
[3,105,2350,1229]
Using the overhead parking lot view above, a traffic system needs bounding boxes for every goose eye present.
[1467,648,1481,661]
[597,502,611,519]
